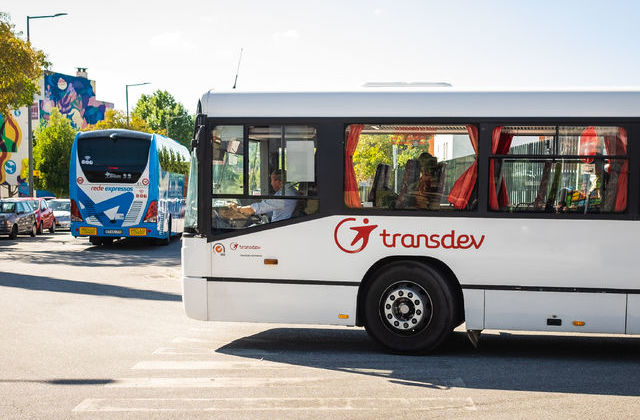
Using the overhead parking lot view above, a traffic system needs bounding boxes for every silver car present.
[47,199,71,230]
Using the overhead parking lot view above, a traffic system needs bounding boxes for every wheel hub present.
[381,282,430,332]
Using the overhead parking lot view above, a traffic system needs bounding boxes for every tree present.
[0,13,49,117]
[82,109,153,133]
[132,90,194,148]
[33,108,77,197]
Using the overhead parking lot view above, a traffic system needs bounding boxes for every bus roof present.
[199,89,640,118]
[77,129,154,140]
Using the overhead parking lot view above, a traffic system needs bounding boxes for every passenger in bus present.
[415,152,442,209]
[231,169,298,222]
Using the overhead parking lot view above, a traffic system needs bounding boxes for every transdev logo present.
[333,217,486,253]
[334,217,378,254]
[213,243,225,256]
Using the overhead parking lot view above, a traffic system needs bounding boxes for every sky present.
[5,0,640,114]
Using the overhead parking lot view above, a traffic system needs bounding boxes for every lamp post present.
[26,12,67,198]
[125,82,150,126]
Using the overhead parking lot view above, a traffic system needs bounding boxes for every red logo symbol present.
[213,243,225,255]
[230,242,238,250]
[142,178,149,186]
[334,217,378,254]
[77,177,84,184]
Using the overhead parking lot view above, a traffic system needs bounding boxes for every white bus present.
[182,89,640,353]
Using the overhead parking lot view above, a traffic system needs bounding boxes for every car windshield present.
[0,202,16,213]
[49,200,70,211]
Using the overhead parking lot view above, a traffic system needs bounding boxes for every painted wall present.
[0,108,29,187]
[39,72,113,129]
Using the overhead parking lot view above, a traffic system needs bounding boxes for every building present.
[0,68,113,198]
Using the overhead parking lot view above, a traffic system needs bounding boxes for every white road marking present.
[105,377,329,388]
[152,347,214,355]
[74,397,477,412]
[132,360,289,370]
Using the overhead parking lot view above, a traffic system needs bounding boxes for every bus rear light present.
[70,199,83,222]
[143,200,158,223]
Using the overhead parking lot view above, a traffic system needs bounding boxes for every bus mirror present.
[191,125,204,151]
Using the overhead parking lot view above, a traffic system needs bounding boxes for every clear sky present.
[5,0,640,114]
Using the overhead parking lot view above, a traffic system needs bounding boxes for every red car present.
[19,198,56,234]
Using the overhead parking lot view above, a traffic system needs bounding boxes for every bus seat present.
[368,163,392,207]
[396,159,420,209]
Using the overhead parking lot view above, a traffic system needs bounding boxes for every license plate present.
[79,227,97,236]
[104,229,122,235]
[129,227,147,236]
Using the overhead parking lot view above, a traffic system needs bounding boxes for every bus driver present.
[230,169,297,222]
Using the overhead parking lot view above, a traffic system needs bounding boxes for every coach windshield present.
[77,136,150,183]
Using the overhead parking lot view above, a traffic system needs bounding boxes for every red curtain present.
[603,127,628,212]
[489,126,514,210]
[447,125,478,209]
[344,124,364,208]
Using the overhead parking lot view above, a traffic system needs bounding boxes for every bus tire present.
[9,224,17,239]
[159,217,171,246]
[89,236,101,246]
[363,261,456,354]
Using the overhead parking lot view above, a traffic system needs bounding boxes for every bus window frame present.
[199,117,639,243]
[205,118,322,240]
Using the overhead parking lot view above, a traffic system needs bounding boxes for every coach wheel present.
[9,224,17,239]
[363,261,456,354]
[49,220,56,234]
[89,236,101,246]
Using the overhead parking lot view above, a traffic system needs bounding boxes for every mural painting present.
[39,72,113,129]
[0,108,28,187]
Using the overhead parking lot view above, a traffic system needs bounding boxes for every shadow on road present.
[1,236,181,267]
[216,327,640,396]
[0,272,181,302]
[0,378,114,385]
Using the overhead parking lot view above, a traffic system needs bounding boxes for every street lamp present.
[26,12,68,198]
[125,82,150,126]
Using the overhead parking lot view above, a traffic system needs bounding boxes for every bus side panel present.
[69,133,80,236]
[626,295,640,334]
[485,290,626,333]
[462,289,485,330]
[207,282,357,326]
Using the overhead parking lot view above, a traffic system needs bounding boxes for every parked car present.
[0,200,37,239]
[21,197,55,234]
[48,199,70,230]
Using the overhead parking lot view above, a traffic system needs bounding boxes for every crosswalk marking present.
[105,376,332,388]
[74,397,477,412]
[132,360,289,370]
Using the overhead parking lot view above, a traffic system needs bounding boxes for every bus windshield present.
[78,136,150,183]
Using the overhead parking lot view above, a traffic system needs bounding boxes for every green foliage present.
[352,134,428,185]
[132,90,194,148]
[158,147,189,175]
[0,13,49,117]
[33,108,77,196]
[82,109,153,133]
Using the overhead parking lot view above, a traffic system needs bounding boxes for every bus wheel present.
[89,236,101,246]
[9,224,17,239]
[158,217,171,246]
[363,261,456,354]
